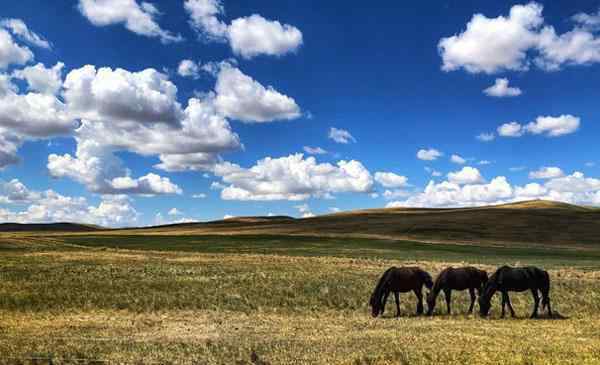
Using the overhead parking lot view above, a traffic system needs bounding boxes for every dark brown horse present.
[426,266,488,315]
[369,266,433,317]
[479,266,552,318]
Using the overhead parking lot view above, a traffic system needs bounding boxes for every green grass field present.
[1,234,600,364]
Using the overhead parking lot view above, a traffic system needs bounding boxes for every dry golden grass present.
[2,237,600,364]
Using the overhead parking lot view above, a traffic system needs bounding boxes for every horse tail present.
[370,267,394,306]
[541,270,551,310]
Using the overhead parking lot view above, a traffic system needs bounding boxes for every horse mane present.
[418,268,434,289]
[431,268,449,293]
[370,267,395,307]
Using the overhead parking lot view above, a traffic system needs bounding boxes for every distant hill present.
[0,222,102,232]
[3,200,600,246]
[117,200,600,246]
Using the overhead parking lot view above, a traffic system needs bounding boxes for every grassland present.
[1,232,600,364]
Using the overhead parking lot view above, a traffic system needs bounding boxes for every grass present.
[1,234,600,364]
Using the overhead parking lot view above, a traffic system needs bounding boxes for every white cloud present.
[447,166,485,185]
[303,146,327,155]
[425,166,442,177]
[450,154,467,165]
[498,115,580,138]
[0,18,50,49]
[177,59,201,79]
[585,162,596,167]
[295,203,315,218]
[483,78,522,97]
[387,167,600,208]
[12,62,64,94]
[439,3,600,74]
[212,153,373,201]
[168,207,182,216]
[417,148,442,161]
[227,15,303,59]
[497,122,524,137]
[329,127,356,144]
[525,114,580,137]
[572,9,600,30]
[47,65,242,193]
[529,166,564,179]
[110,173,182,195]
[476,132,495,142]
[0,28,33,69]
[478,160,492,165]
[213,63,301,122]
[192,193,207,198]
[439,3,543,73]
[77,0,182,43]
[387,176,513,208]
[509,166,527,172]
[184,0,302,59]
[374,172,408,188]
[383,189,411,200]
[0,179,138,227]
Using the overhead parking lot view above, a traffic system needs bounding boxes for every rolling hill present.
[2,200,599,246]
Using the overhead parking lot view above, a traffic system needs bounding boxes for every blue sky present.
[1,1,599,226]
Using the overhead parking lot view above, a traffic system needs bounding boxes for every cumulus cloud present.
[525,115,580,137]
[46,64,243,193]
[439,3,600,73]
[529,166,564,179]
[417,148,442,161]
[213,63,301,122]
[184,0,302,58]
[497,122,524,137]
[0,28,33,69]
[12,62,64,94]
[374,172,408,188]
[447,166,485,185]
[387,167,600,208]
[450,154,467,164]
[168,207,182,216]
[497,115,580,138]
[0,179,138,226]
[329,127,356,144]
[192,193,207,198]
[77,0,182,43]
[177,59,201,78]
[303,146,327,155]
[212,153,373,201]
[483,78,522,97]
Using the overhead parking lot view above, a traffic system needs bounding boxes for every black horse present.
[479,266,552,318]
[426,266,488,315]
[369,266,433,317]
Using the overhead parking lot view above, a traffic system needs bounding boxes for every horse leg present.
[394,292,400,317]
[541,284,553,318]
[468,288,476,314]
[443,289,452,315]
[414,288,424,315]
[501,291,507,318]
[505,292,516,318]
[381,291,390,315]
[530,289,540,318]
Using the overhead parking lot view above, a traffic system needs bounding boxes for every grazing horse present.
[369,266,433,317]
[426,266,488,315]
[479,266,552,318]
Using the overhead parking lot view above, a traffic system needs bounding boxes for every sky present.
[1,0,600,227]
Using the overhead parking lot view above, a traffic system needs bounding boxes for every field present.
[1,232,600,364]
